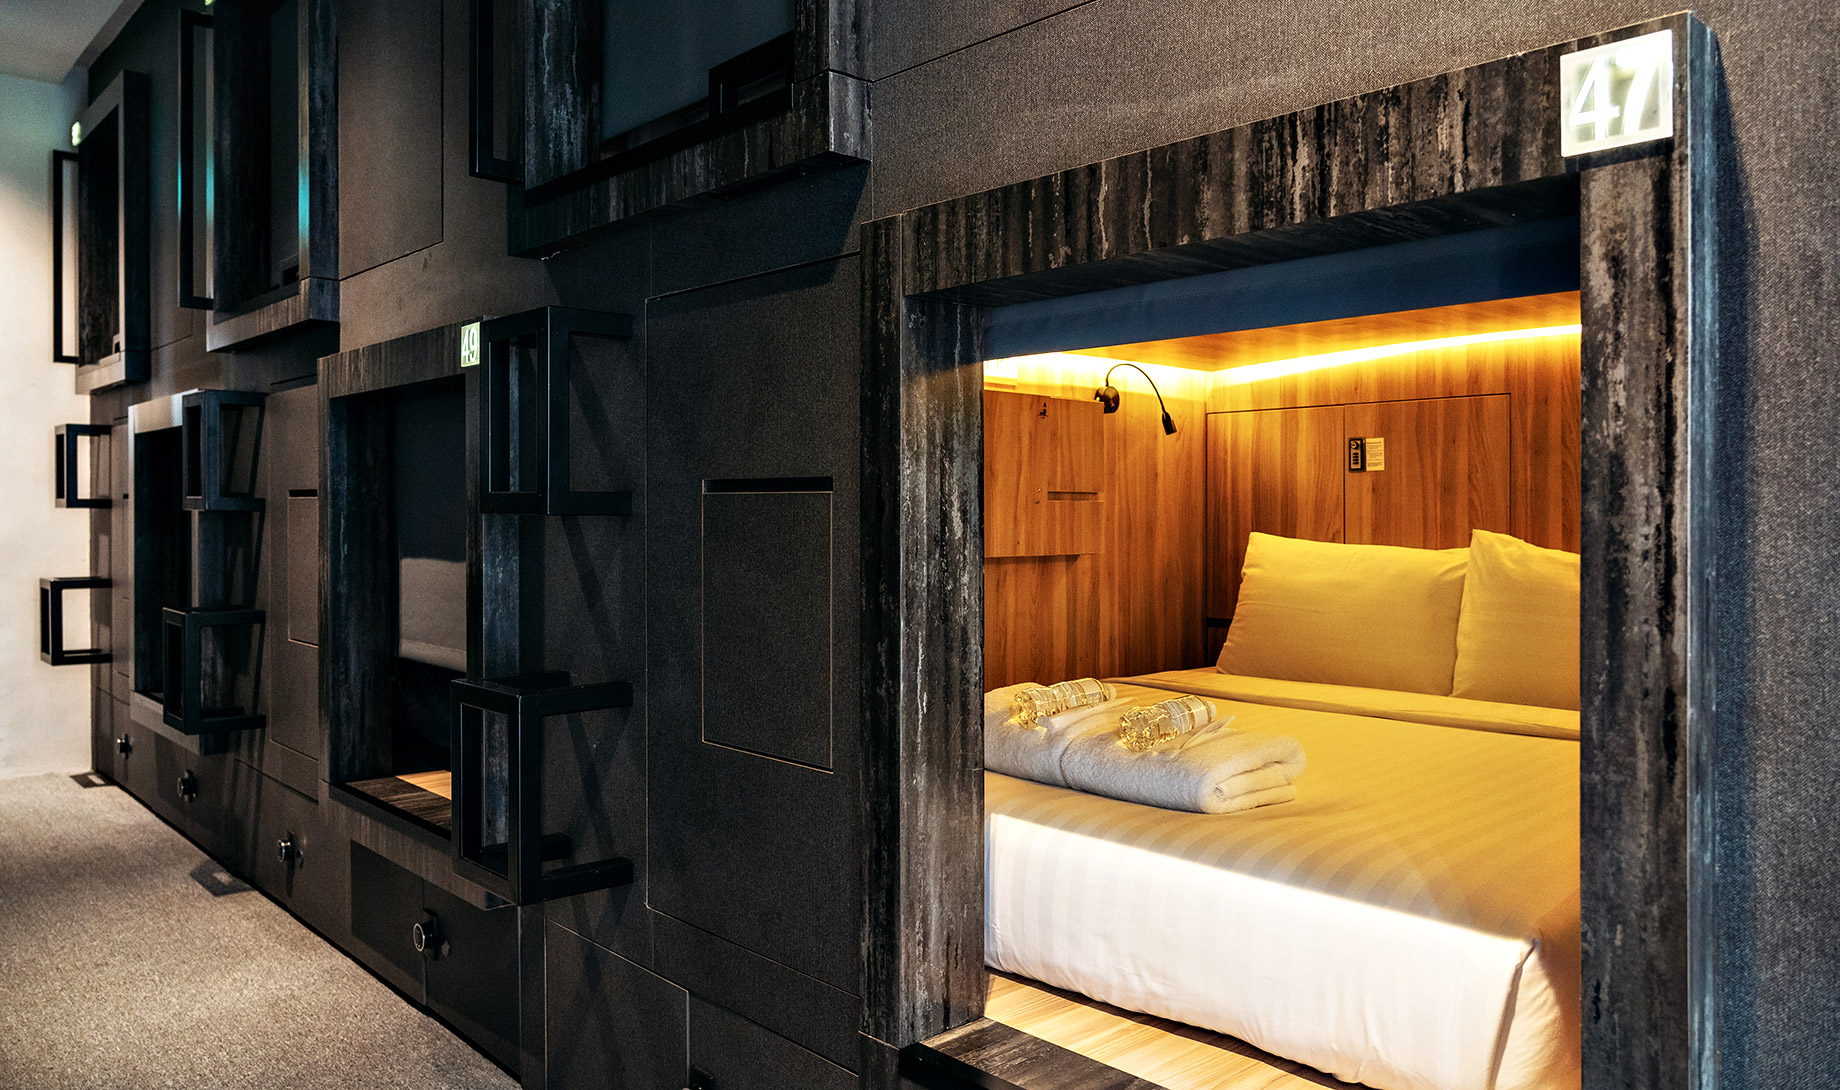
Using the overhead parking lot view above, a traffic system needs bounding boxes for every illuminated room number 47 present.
[1570,47,1661,143]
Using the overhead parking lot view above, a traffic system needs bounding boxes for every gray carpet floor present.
[0,773,516,1090]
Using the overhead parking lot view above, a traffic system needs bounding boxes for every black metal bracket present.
[50,150,78,363]
[182,389,266,511]
[55,424,112,508]
[161,606,266,734]
[451,673,634,904]
[478,307,635,516]
[177,8,213,310]
[468,0,523,183]
[40,577,111,665]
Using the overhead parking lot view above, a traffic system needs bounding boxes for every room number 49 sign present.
[1559,30,1675,156]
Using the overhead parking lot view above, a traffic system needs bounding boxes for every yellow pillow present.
[1451,529,1580,710]
[1217,533,1469,695]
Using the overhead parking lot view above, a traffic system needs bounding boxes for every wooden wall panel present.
[983,392,1104,558]
[1201,332,1581,630]
[982,363,1205,689]
[1205,405,1345,620]
[1345,395,1511,548]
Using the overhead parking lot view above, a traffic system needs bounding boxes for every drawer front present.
[348,842,427,1002]
[424,886,521,1072]
[689,1000,856,1090]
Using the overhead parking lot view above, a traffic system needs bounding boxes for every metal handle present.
[177,770,198,802]
[277,835,300,864]
[116,735,132,755]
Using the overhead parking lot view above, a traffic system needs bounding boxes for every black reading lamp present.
[1095,362,1177,435]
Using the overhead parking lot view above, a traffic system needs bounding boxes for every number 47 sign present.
[1559,30,1676,156]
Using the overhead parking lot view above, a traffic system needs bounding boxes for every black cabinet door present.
[644,258,863,996]
[424,885,521,1071]
[348,842,427,1002]
[261,383,322,790]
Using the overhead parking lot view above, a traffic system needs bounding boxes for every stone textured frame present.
[859,14,1720,1090]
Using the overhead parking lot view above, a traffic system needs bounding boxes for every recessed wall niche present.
[488,0,868,252]
[206,0,338,350]
[60,71,151,392]
[324,361,468,837]
[129,391,267,753]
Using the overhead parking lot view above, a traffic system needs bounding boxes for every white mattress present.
[984,670,1580,1090]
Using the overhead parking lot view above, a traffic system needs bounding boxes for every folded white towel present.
[1059,722,1306,814]
[984,684,1138,787]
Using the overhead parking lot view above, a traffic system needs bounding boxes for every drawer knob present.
[116,735,132,755]
[177,770,198,802]
[276,835,300,865]
[413,912,449,959]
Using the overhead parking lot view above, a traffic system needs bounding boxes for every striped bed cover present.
[984,670,1580,1090]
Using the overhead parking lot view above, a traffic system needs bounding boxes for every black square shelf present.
[161,606,266,734]
[55,424,112,508]
[182,389,266,512]
[39,577,111,666]
[478,307,635,517]
[451,672,634,904]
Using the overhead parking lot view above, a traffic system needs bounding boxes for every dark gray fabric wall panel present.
[545,923,687,1090]
[689,998,857,1090]
[337,0,444,277]
[701,489,834,771]
[645,259,862,994]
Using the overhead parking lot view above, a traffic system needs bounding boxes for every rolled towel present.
[1060,722,1306,814]
[984,686,1137,787]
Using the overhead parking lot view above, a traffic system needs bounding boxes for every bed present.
[983,531,1582,1090]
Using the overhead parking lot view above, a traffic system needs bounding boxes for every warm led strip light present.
[1217,324,1583,385]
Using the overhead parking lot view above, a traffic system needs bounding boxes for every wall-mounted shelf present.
[451,673,634,904]
[55,424,113,509]
[40,577,111,666]
[206,0,338,350]
[161,606,266,734]
[182,389,267,511]
[478,307,635,516]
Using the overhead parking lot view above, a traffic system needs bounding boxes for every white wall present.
[0,69,98,778]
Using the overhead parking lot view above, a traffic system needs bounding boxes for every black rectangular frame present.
[182,389,268,511]
[55,423,113,509]
[40,576,111,666]
[49,150,78,363]
[478,306,635,516]
[451,673,634,904]
[178,7,214,311]
[161,606,266,734]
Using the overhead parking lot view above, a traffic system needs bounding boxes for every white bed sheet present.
[984,674,1579,1090]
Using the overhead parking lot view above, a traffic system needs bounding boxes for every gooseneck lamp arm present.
[1095,362,1178,435]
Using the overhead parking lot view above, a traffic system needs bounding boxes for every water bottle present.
[1117,695,1214,751]
[1011,678,1117,726]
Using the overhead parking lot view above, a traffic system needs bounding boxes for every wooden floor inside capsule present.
[985,971,1355,1090]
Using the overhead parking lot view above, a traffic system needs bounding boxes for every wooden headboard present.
[1204,328,1582,653]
